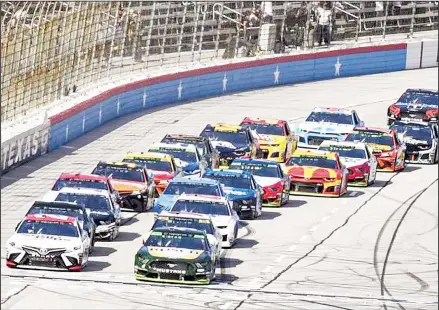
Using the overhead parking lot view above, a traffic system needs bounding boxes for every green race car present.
[134,227,217,284]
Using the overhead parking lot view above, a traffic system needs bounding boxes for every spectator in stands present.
[261,1,273,23]
[307,2,318,48]
[375,1,384,28]
[316,2,332,47]
[248,7,260,27]
[295,2,308,48]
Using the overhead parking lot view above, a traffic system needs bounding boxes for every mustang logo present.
[167,263,177,268]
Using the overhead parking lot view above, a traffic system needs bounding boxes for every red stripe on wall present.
[50,43,406,125]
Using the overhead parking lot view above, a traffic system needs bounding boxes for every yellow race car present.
[240,117,297,163]
[122,152,180,196]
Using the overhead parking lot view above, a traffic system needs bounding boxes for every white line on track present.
[299,235,308,242]
[331,207,339,214]
[319,216,330,223]
[349,191,357,197]
[248,277,261,287]
[219,302,233,310]
[275,255,286,263]
[288,245,297,252]
[262,266,273,273]
[309,225,319,232]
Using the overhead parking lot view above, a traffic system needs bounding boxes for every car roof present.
[204,169,252,177]
[31,200,84,210]
[124,151,174,161]
[96,161,142,169]
[391,120,432,128]
[312,107,353,115]
[241,117,286,126]
[292,148,337,159]
[151,226,206,235]
[163,134,208,142]
[148,142,198,152]
[47,187,110,197]
[319,140,367,150]
[405,88,438,94]
[170,177,220,185]
[157,211,212,221]
[231,158,280,166]
[353,127,393,135]
[24,214,77,224]
[58,173,109,182]
[177,193,227,203]
[204,123,245,132]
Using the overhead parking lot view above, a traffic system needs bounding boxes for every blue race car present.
[202,169,263,220]
[294,107,364,149]
[152,177,226,213]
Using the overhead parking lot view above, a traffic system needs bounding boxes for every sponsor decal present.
[1,126,49,174]
[153,268,186,274]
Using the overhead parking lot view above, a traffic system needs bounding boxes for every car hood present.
[9,233,80,249]
[340,157,368,168]
[210,215,232,228]
[367,143,393,152]
[150,170,174,181]
[223,187,255,200]
[89,210,113,221]
[402,137,432,146]
[110,179,145,192]
[287,166,338,179]
[253,176,281,187]
[147,246,203,260]
[298,122,355,135]
[395,101,437,112]
[255,134,286,146]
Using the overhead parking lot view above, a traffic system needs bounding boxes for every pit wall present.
[1,39,438,174]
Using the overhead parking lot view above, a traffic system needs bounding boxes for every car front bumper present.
[95,222,117,239]
[289,178,345,197]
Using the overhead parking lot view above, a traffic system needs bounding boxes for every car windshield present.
[287,156,338,169]
[171,201,230,216]
[305,112,353,125]
[201,130,249,147]
[123,158,173,172]
[390,124,433,142]
[245,124,284,136]
[17,220,79,237]
[318,146,366,159]
[397,91,438,106]
[346,133,394,147]
[163,183,220,196]
[162,138,207,156]
[55,193,110,211]
[145,232,206,250]
[205,174,252,189]
[53,179,107,191]
[92,166,144,182]
[153,217,213,235]
[27,206,84,222]
[230,163,281,178]
[150,148,197,163]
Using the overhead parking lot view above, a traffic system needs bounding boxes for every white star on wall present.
[178,81,183,100]
[222,73,228,92]
[143,88,148,108]
[274,66,280,84]
[334,57,342,76]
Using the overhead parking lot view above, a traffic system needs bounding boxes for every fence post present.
[214,3,224,58]
[197,4,208,62]
[177,3,188,66]
[159,2,172,68]
[144,1,156,70]
[409,1,417,38]
[191,3,201,63]
[382,1,389,40]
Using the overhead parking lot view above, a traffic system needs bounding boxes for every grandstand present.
[1,1,438,124]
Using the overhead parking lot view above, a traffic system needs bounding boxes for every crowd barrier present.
[1,38,437,175]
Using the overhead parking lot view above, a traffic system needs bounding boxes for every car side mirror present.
[207,234,217,247]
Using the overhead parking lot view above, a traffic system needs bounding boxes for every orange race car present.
[284,149,348,197]
[345,127,406,172]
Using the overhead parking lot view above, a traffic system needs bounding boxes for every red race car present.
[345,127,406,172]
[52,172,120,201]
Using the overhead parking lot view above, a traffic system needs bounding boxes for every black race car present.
[161,134,220,169]
[387,89,438,125]
[24,201,96,253]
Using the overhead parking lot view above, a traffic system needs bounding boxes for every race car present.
[284,149,348,197]
[294,107,364,148]
[147,142,207,176]
[318,141,377,187]
[153,177,226,213]
[169,194,240,248]
[200,123,262,169]
[229,159,290,207]
[51,173,120,203]
[202,169,263,219]
[43,187,121,240]
[161,134,220,169]
[390,120,439,164]
[345,127,406,172]
[151,211,222,256]
[6,214,90,271]
[387,89,438,125]
[134,227,217,284]
[92,161,155,212]
[25,200,96,253]
[122,152,181,196]
[240,117,297,162]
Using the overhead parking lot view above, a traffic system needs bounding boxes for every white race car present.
[43,187,122,240]
[150,211,223,259]
[169,194,240,248]
[318,140,377,187]
[6,214,90,271]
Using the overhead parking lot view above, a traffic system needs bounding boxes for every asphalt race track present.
[1,68,438,309]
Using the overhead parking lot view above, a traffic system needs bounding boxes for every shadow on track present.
[257,211,281,221]
[91,246,117,257]
[283,199,307,208]
[84,260,111,272]
[112,232,142,242]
